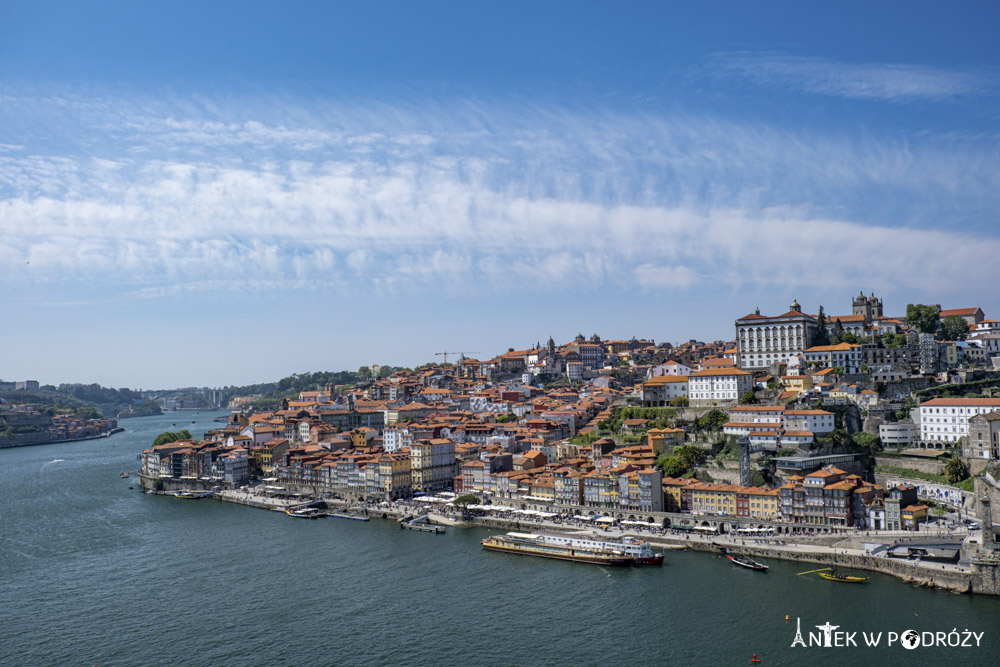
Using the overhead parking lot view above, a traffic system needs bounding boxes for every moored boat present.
[818,568,868,583]
[481,531,663,567]
[173,490,214,499]
[726,553,769,571]
[286,507,325,519]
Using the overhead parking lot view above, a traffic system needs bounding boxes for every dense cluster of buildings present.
[137,292,999,531]
[0,399,119,447]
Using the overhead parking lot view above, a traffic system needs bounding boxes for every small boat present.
[120,471,129,478]
[286,508,325,519]
[173,490,214,499]
[818,569,868,583]
[726,552,769,571]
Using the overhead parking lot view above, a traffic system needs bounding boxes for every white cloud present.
[708,52,997,102]
[1,90,999,301]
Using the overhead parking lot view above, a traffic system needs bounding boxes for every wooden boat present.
[726,552,769,571]
[286,507,325,519]
[817,567,868,583]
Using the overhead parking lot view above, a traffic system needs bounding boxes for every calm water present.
[2,412,999,666]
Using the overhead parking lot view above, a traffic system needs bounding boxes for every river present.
[2,412,998,666]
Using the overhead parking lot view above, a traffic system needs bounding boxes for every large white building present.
[918,397,1000,446]
[735,300,818,370]
[640,375,689,406]
[688,368,753,406]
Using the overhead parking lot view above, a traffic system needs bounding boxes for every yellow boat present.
[817,568,868,583]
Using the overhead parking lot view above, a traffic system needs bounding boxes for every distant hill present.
[0,382,161,419]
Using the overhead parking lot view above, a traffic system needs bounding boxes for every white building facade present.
[688,369,753,406]
[918,398,1000,446]
[735,301,818,370]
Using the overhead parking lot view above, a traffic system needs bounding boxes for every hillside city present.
[122,292,1000,546]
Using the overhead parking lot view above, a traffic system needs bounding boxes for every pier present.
[400,515,446,534]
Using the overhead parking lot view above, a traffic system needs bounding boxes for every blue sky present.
[2,1,999,388]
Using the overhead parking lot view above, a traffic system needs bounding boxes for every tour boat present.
[286,507,325,519]
[726,552,769,571]
[481,531,663,567]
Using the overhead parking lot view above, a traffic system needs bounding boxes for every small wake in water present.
[50,459,65,463]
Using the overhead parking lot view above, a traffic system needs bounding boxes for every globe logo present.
[901,630,920,650]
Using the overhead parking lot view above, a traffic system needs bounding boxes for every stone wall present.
[879,377,936,401]
[875,455,945,475]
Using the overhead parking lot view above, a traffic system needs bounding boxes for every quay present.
[136,474,999,595]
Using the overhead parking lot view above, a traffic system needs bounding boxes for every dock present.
[400,515,445,534]
[329,508,371,522]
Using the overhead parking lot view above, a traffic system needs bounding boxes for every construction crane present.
[435,350,479,365]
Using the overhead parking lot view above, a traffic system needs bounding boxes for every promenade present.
[154,485,995,595]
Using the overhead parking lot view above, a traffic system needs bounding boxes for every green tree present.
[813,306,830,346]
[940,315,970,342]
[673,445,708,469]
[494,414,516,423]
[358,366,372,379]
[655,454,686,477]
[882,332,904,348]
[906,304,940,334]
[945,456,970,484]
[749,469,766,487]
[851,432,881,456]
[151,430,192,447]
[695,409,727,432]
[766,377,781,391]
[740,390,757,405]
[895,395,918,421]
[830,319,845,345]
[453,494,480,507]
[670,396,689,407]
[840,332,860,344]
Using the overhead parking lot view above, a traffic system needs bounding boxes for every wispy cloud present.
[1,90,999,302]
[708,52,996,102]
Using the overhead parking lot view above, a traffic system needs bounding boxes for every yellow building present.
[745,487,781,519]
[781,375,813,395]
[647,428,685,454]
[689,482,737,516]
[662,476,698,512]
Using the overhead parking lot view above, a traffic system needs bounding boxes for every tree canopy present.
[655,445,707,478]
[813,306,830,347]
[694,409,727,432]
[152,430,192,446]
[453,494,480,507]
[945,456,970,484]
[939,315,970,342]
[906,304,940,334]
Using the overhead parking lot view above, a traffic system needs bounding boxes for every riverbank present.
[142,479,999,596]
[0,426,125,449]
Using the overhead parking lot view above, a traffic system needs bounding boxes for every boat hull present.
[726,554,768,571]
[818,572,868,583]
[482,540,633,566]
[631,556,664,566]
